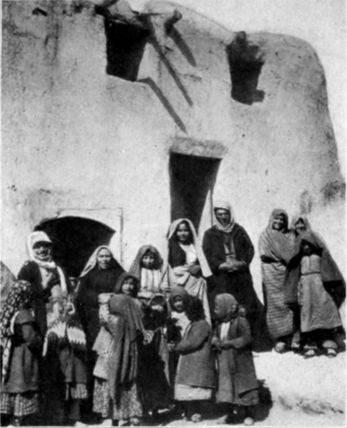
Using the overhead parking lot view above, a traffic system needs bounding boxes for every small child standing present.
[173,296,215,422]
[0,280,42,427]
[212,293,259,426]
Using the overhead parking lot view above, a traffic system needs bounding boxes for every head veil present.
[290,214,311,232]
[128,245,164,280]
[167,218,212,278]
[114,272,141,297]
[213,200,236,234]
[107,293,144,401]
[80,245,122,278]
[27,231,67,293]
[214,293,240,322]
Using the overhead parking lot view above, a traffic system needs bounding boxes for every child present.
[43,285,88,426]
[0,280,42,426]
[138,294,171,420]
[93,293,144,426]
[129,245,166,300]
[173,296,215,422]
[296,232,343,358]
[212,293,259,426]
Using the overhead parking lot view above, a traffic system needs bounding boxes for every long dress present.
[203,224,271,350]
[259,228,294,340]
[214,315,259,406]
[0,309,41,418]
[299,254,342,333]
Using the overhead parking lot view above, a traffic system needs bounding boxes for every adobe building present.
[1,0,345,294]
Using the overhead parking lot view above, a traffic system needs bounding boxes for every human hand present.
[143,330,154,344]
[211,337,222,351]
[167,342,176,352]
[188,264,201,276]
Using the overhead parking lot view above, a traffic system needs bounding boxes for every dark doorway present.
[34,217,115,277]
[169,153,221,230]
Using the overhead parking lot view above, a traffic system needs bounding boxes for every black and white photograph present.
[1,0,345,426]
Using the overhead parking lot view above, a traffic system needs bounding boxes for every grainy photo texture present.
[1,0,345,427]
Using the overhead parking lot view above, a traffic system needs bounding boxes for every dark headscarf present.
[169,286,190,311]
[114,272,141,297]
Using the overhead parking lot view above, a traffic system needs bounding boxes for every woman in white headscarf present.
[203,201,271,351]
[17,231,69,338]
[167,218,211,324]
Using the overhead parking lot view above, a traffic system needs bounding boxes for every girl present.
[129,245,166,300]
[138,294,171,420]
[92,293,144,426]
[212,293,259,426]
[43,285,88,425]
[173,296,215,423]
[287,231,343,358]
[168,218,212,324]
[0,280,42,426]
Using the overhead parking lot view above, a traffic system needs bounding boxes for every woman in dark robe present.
[75,245,124,415]
[259,209,296,353]
[203,201,270,351]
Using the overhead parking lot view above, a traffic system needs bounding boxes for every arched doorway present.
[34,216,115,276]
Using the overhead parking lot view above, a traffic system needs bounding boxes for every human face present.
[33,241,52,260]
[176,222,191,244]
[215,209,231,226]
[121,278,136,296]
[295,220,306,235]
[97,248,112,270]
[213,299,237,320]
[172,296,184,313]
[142,251,156,269]
[272,214,286,231]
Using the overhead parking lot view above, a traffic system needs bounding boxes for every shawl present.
[290,214,311,233]
[42,286,87,356]
[27,231,67,293]
[0,262,16,308]
[167,219,212,278]
[259,209,293,265]
[114,272,141,297]
[213,200,236,234]
[107,294,144,400]
[79,245,122,278]
[0,280,32,383]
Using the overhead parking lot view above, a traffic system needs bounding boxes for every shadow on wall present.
[227,32,265,105]
[34,217,115,276]
[169,153,221,230]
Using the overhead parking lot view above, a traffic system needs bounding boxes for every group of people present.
[0,201,345,427]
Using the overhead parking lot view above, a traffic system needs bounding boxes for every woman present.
[167,218,212,324]
[18,231,69,338]
[203,201,270,351]
[128,245,166,300]
[76,246,124,416]
[212,293,259,426]
[259,209,295,352]
[287,215,345,309]
[93,293,144,426]
[0,280,42,426]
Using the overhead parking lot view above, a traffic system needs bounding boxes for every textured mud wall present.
[1,0,345,296]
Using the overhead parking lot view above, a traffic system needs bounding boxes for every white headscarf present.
[27,231,67,293]
[168,218,212,278]
[214,200,236,234]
